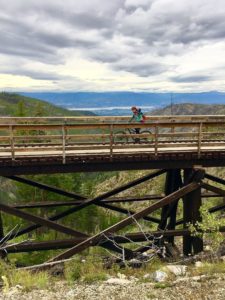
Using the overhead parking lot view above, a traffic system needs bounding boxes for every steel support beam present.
[0,202,134,257]
[12,192,219,209]
[4,229,192,253]
[205,173,225,186]
[6,170,165,240]
[13,195,165,209]
[48,181,200,262]
[5,175,85,200]
[1,157,225,176]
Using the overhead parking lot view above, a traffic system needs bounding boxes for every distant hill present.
[150,103,225,115]
[20,91,225,116]
[0,92,94,117]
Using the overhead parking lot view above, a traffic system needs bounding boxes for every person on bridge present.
[129,106,146,142]
[129,106,146,134]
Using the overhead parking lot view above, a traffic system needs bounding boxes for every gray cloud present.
[0,67,71,81]
[114,61,167,77]
[171,75,212,83]
[1,0,225,84]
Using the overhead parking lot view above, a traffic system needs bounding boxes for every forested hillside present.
[150,102,225,115]
[0,92,94,116]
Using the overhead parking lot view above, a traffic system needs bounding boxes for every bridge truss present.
[0,116,224,265]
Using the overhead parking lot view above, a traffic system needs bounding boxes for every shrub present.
[189,204,225,249]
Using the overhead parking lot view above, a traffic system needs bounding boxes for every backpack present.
[138,109,147,122]
[142,114,147,122]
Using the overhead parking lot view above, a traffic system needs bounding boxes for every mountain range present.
[21,91,225,116]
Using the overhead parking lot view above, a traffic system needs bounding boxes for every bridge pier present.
[183,169,204,256]
[158,169,183,257]
[158,168,204,257]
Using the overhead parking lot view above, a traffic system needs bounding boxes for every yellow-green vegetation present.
[64,257,107,283]
[192,261,225,276]
[0,260,50,292]
[153,282,173,289]
[64,256,165,283]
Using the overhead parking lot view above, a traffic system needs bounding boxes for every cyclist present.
[129,106,146,132]
[129,106,146,142]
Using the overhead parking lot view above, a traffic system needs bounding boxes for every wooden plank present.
[0,116,225,125]
[1,120,225,133]
[9,125,15,161]
[198,123,202,158]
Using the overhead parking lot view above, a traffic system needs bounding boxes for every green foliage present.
[34,102,45,117]
[64,257,107,283]
[189,204,225,249]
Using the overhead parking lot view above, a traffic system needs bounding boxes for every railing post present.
[198,123,202,158]
[154,125,158,156]
[170,123,175,141]
[62,125,66,164]
[9,125,15,161]
[110,124,114,159]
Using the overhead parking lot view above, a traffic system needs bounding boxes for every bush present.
[189,204,225,249]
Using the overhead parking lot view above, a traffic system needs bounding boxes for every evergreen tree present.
[16,100,26,117]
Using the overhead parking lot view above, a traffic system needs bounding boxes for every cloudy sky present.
[1,0,225,92]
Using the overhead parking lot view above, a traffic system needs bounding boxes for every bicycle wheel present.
[139,130,152,143]
[114,131,128,143]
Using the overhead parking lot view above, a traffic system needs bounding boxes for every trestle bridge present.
[0,116,225,265]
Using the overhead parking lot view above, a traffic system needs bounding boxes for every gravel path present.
[1,274,225,300]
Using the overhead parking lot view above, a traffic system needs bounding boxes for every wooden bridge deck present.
[1,115,225,174]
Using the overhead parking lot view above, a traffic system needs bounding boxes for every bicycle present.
[114,128,152,144]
